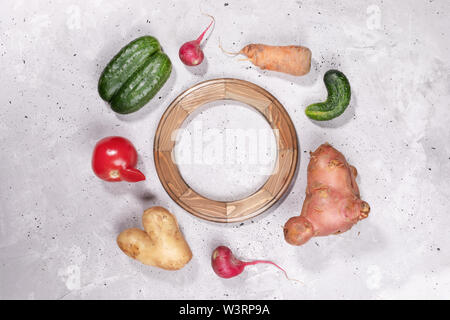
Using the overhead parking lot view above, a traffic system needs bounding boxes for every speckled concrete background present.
[1,0,449,299]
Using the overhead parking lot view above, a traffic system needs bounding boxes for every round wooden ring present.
[154,78,298,223]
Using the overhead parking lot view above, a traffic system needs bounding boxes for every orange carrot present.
[221,43,312,76]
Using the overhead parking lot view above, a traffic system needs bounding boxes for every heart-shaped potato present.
[117,206,192,270]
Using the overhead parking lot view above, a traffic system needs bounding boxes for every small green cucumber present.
[305,69,351,121]
[110,52,172,114]
[98,36,161,102]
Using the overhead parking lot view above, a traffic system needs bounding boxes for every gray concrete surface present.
[0,0,449,299]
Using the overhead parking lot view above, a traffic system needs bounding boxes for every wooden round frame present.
[154,78,298,223]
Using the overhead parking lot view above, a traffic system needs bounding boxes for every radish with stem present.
[179,14,215,66]
[211,246,301,283]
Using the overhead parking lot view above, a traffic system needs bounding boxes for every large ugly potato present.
[117,206,192,270]
[284,143,370,246]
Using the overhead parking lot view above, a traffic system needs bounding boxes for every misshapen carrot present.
[221,42,312,76]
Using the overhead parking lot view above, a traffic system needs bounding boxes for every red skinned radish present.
[211,246,299,282]
[179,15,215,66]
[92,136,145,182]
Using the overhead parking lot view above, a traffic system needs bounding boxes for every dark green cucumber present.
[98,36,161,101]
[98,36,171,114]
[110,52,172,114]
[305,70,351,121]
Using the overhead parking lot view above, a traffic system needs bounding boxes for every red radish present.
[179,15,215,66]
[211,246,299,282]
[92,136,145,182]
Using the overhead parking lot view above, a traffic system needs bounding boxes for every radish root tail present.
[245,260,304,285]
[196,13,215,44]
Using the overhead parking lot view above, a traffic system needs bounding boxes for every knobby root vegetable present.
[117,206,192,270]
[284,143,370,246]
[179,15,215,66]
[211,246,300,283]
[220,42,311,76]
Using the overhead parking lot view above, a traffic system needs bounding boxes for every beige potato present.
[117,206,192,270]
